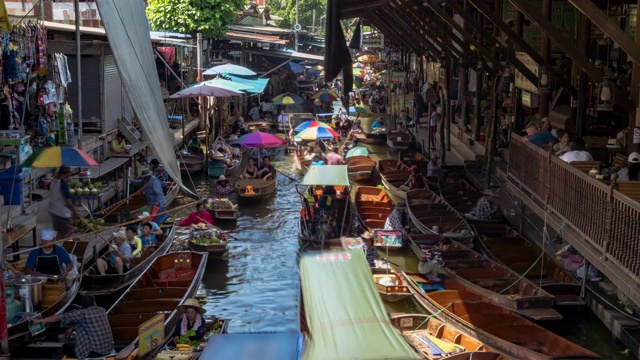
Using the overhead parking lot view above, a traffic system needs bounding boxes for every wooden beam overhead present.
[340,0,393,19]
[366,13,414,52]
[467,0,577,96]
[567,0,640,64]
[508,0,603,83]
[378,7,444,61]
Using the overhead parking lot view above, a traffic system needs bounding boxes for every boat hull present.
[406,189,475,243]
[236,178,277,203]
[346,156,376,182]
[178,153,206,172]
[187,239,228,259]
[355,186,395,232]
[387,130,412,151]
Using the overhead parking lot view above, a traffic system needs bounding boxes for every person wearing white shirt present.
[559,138,594,163]
[277,110,289,123]
[248,104,260,121]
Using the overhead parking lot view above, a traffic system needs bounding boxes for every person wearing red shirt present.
[178,202,213,227]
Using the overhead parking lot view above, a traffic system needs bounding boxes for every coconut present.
[69,188,76,195]
[90,188,100,195]
[82,187,90,195]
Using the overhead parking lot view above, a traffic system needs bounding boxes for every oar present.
[276,167,297,182]
[380,256,401,267]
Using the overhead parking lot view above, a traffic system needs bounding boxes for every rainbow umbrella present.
[353,77,363,89]
[352,62,365,68]
[272,92,304,105]
[295,126,341,140]
[232,132,285,148]
[356,49,376,57]
[349,105,372,115]
[353,68,364,77]
[311,89,338,102]
[294,120,332,132]
[23,146,99,168]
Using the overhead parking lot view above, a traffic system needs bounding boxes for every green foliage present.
[146,0,246,37]
[267,0,326,33]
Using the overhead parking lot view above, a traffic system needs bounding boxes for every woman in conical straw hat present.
[172,298,206,345]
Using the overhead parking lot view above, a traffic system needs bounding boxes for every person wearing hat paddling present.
[401,165,426,191]
[179,202,214,227]
[467,189,500,221]
[96,230,132,275]
[31,295,114,360]
[215,175,235,198]
[49,166,81,240]
[617,152,640,181]
[172,298,207,345]
[384,201,409,234]
[25,229,74,277]
[427,153,440,177]
[326,145,344,165]
[131,168,169,225]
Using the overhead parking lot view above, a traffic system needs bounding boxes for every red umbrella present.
[232,132,285,148]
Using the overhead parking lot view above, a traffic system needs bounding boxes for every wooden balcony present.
[507,134,640,307]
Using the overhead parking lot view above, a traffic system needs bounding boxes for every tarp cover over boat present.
[301,165,350,186]
[96,0,196,197]
[300,251,420,360]
[201,333,304,360]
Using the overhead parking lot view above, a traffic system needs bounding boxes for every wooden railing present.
[508,134,640,281]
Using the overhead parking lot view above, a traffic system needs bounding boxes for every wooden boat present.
[408,233,447,256]
[439,177,502,222]
[404,273,600,359]
[206,198,239,221]
[293,149,312,174]
[473,223,583,306]
[345,156,376,181]
[390,313,506,360]
[353,131,386,144]
[372,271,412,302]
[398,150,429,171]
[406,189,475,244]
[246,120,273,132]
[98,181,180,222]
[8,240,89,349]
[387,129,412,151]
[415,239,561,320]
[177,151,206,172]
[236,178,277,202]
[355,186,394,232]
[80,225,175,295]
[155,317,229,359]
[377,159,412,198]
[109,251,208,359]
[186,229,229,260]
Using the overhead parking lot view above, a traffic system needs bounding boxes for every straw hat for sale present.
[177,298,206,315]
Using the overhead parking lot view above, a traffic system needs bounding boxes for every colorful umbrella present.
[203,64,257,76]
[311,65,324,71]
[349,105,372,115]
[346,146,369,158]
[203,78,253,92]
[311,89,338,102]
[357,54,378,63]
[294,120,332,132]
[170,83,243,98]
[295,127,341,140]
[352,62,365,68]
[23,146,99,168]
[356,50,376,57]
[232,132,285,148]
[272,92,304,105]
[353,68,364,77]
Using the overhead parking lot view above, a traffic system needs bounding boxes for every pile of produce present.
[189,225,227,246]
[207,198,237,211]
[68,181,103,196]
[72,216,105,232]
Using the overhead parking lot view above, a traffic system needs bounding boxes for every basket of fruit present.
[206,198,239,221]
[187,224,228,256]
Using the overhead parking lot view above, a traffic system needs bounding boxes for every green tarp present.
[225,74,269,94]
[300,250,421,360]
[301,165,350,186]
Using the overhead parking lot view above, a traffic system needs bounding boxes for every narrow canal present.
[174,141,626,358]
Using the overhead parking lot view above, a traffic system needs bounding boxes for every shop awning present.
[265,56,305,73]
[224,74,269,94]
[301,165,350,186]
[200,333,303,360]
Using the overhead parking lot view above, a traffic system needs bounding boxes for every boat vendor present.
[31,295,115,360]
[371,117,385,131]
[326,145,345,165]
[179,202,214,227]
[149,159,168,187]
[25,229,74,277]
[215,175,236,198]
[137,212,163,235]
[311,154,326,165]
[384,202,409,233]
[172,298,207,346]
[277,110,289,124]
[418,238,452,282]
[256,156,276,180]
[140,223,157,247]
[400,165,425,191]
[240,158,259,179]
[303,145,315,161]
[125,225,143,258]
[467,189,500,221]
[187,135,204,155]
[49,166,81,239]
[107,132,128,157]
[96,230,131,275]
[130,169,169,225]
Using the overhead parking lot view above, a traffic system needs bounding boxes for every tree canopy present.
[267,0,326,34]
[146,0,245,37]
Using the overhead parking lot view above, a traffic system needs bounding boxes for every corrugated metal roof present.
[225,31,288,45]
[44,21,189,46]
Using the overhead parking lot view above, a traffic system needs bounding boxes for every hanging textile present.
[325,0,353,112]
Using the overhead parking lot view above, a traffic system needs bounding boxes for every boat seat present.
[86,350,117,360]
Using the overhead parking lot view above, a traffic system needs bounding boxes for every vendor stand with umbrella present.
[272,92,305,146]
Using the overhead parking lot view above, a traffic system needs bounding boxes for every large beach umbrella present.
[357,54,378,63]
[311,65,324,71]
[295,127,341,140]
[352,62,365,69]
[203,78,253,92]
[349,105,372,115]
[232,132,285,148]
[311,89,338,102]
[294,120,332,132]
[203,64,256,76]
[170,83,243,98]
[272,92,304,105]
[23,146,99,168]
[346,146,369,158]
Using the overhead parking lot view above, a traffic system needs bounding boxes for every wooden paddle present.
[276,167,297,182]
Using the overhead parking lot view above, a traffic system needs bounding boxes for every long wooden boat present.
[80,225,175,295]
[187,236,229,260]
[353,131,386,144]
[408,233,447,255]
[206,198,239,221]
[473,223,583,306]
[387,129,412,151]
[406,189,475,244]
[390,313,506,360]
[372,271,412,302]
[236,178,277,202]
[355,186,395,232]
[293,149,312,174]
[177,152,206,172]
[439,177,502,222]
[377,159,412,198]
[8,241,89,349]
[403,273,600,360]
[98,181,180,221]
[423,239,561,320]
[345,156,376,181]
[109,251,208,359]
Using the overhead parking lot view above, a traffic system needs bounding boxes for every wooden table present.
[3,223,37,261]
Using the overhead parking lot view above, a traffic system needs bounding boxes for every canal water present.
[173,141,627,358]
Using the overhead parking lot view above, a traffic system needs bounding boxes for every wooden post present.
[447,61,454,152]
[474,65,482,141]
[576,13,590,139]
[538,0,552,119]
[630,0,640,154]
[485,74,500,188]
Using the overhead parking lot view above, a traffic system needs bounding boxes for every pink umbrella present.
[232,132,285,148]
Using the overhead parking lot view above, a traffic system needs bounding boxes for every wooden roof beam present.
[508,0,603,83]
[467,0,577,97]
[366,14,416,53]
[377,7,444,61]
[340,0,393,19]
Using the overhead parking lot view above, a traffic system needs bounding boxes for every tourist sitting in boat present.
[240,158,259,179]
[25,229,74,277]
[187,135,204,155]
[326,145,344,165]
[149,158,168,187]
[351,120,364,134]
[172,298,207,346]
[257,156,276,180]
[131,169,169,225]
[31,295,115,360]
[215,175,236,198]
[179,202,214,227]
[559,138,593,163]
[427,154,440,177]
[125,225,143,258]
[96,230,132,275]
[384,202,409,233]
[400,165,425,191]
[137,212,163,235]
[140,223,157,246]
[418,238,452,282]
[467,189,500,221]
[108,132,128,157]
[311,155,325,165]
[371,117,385,131]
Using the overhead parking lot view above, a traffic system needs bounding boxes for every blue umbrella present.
[203,64,257,76]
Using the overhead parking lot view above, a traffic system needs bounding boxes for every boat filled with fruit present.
[187,223,229,259]
[206,197,240,221]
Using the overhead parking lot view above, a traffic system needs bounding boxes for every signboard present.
[373,229,403,248]
[138,314,165,356]
[426,62,441,85]
[514,52,539,93]
[521,91,538,108]
[390,94,414,115]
